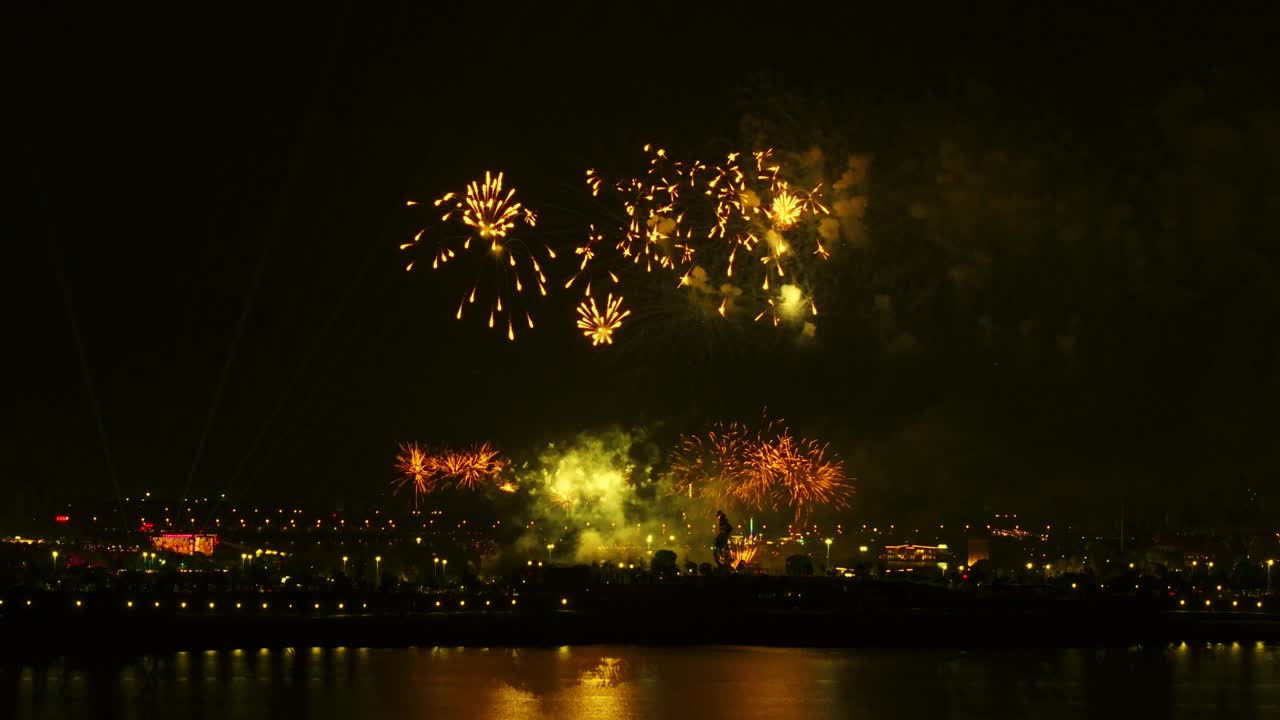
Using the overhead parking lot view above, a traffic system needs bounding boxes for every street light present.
[546,543,555,562]
[1268,559,1275,592]
[824,538,833,568]
[342,556,349,574]
[51,550,59,570]
[375,555,382,579]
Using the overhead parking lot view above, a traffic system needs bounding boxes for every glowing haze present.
[395,417,853,565]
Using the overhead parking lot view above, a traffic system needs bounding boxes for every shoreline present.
[6,606,1280,657]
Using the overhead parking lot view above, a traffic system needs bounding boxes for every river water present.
[5,643,1280,719]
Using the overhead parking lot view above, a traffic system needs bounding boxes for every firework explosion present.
[574,146,831,344]
[391,441,509,503]
[728,537,760,568]
[392,441,437,505]
[433,442,508,490]
[575,292,631,346]
[403,144,838,346]
[391,424,851,569]
[668,417,853,524]
[402,171,555,340]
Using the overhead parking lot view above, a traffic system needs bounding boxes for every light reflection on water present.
[4,643,1280,719]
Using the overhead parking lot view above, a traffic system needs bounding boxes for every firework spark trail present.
[402,171,554,340]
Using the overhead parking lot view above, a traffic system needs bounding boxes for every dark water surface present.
[5,643,1280,719]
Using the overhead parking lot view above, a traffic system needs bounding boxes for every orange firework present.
[748,430,851,522]
[667,421,755,505]
[728,538,759,568]
[668,416,852,523]
[391,441,509,503]
[402,171,554,341]
[392,442,437,505]
[434,442,508,490]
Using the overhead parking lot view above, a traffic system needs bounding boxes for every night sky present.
[9,6,1279,524]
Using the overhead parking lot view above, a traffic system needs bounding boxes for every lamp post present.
[51,550,59,571]
[342,555,349,575]
[433,557,439,580]
[824,538,833,570]
[375,555,382,581]
[441,559,448,580]
[546,543,555,563]
[1268,559,1275,593]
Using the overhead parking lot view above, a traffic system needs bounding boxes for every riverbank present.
[5,600,1280,656]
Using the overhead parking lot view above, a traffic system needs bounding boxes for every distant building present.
[967,537,990,567]
[881,544,952,569]
[151,534,218,556]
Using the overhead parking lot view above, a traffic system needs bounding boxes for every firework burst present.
[668,416,852,523]
[575,292,632,346]
[434,442,508,490]
[391,441,509,503]
[402,171,555,340]
[728,537,760,568]
[392,442,437,505]
[576,146,833,342]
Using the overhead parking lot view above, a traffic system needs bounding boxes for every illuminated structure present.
[881,544,951,570]
[151,533,218,556]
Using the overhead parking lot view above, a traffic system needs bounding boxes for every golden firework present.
[768,189,803,230]
[392,442,436,505]
[576,292,631,346]
[579,146,832,336]
[402,171,553,340]
[728,538,759,568]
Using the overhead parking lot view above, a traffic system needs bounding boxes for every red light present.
[55,515,70,524]
[961,574,969,580]
[140,522,155,532]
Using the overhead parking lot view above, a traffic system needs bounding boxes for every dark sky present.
[9,6,1279,522]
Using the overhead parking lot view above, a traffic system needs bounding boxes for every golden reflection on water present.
[7,643,1280,720]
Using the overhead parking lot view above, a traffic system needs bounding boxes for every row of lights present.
[2,597,552,610]
[1178,598,1266,609]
